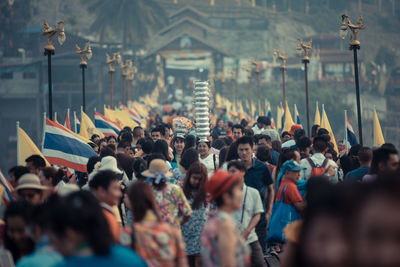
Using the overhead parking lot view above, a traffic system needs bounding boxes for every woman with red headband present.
[201,170,251,267]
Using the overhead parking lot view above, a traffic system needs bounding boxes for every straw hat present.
[142,159,172,179]
[15,174,50,191]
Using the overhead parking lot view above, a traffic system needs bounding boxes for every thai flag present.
[265,101,272,119]
[74,111,80,134]
[64,109,71,130]
[94,112,122,137]
[43,119,97,173]
[120,104,142,125]
[346,116,358,146]
[294,104,302,126]
[0,170,14,206]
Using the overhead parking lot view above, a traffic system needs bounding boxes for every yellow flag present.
[17,124,50,166]
[283,102,295,132]
[216,94,223,108]
[373,108,385,147]
[105,107,137,129]
[80,110,104,139]
[277,105,282,130]
[251,101,256,119]
[314,102,321,126]
[321,108,338,154]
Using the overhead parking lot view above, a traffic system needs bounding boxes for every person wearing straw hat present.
[14,173,50,205]
[142,158,192,228]
[201,170,251,267]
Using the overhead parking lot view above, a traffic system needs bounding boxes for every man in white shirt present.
[228,160,265,267]
[300,136,338,183]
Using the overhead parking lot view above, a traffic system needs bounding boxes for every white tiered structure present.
[194,81,211,142]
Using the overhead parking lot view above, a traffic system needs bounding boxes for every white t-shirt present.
[300,153,338,183]
[199,153,219,177]
[233,185,264,244]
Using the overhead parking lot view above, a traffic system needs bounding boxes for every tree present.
[86,0,168,49]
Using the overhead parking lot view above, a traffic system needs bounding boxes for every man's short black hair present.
[237,136,254,148]
[232,124,244,133]
[257,116,271,126]
[25,155,46,168]
[294,129,306,142]
[317,128,329,136]
[226,121,233,128]
[151,126,165,136]
[370,146,398,174]
[297,137,312,150]
[358,147,372,163]
[8,166,30,182]
[90,134,100,141]
[227,160,246,172]
[281,131,290,138]
[117,140,131,149]
[137,138,154,154]
[133,126,144,139]
[256,145,271,162]
[257,134,271,143]
[89,170,120,190]
[313,136,328,153]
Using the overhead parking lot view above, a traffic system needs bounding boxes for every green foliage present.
[85,0,168,48]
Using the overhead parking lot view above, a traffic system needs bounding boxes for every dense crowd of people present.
[3,112,400,267]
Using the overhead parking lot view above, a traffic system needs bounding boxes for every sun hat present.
[206,170,242,200]
[57,184,80,197]
[15,173,50,191]
[141,159,172,184]
[88,156,123,181]
[281,160,306,174]
[288,124,302,135]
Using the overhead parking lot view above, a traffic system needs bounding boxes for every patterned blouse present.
[134,211,189,267]
[181,198,209,255]
[153,183,192,228]
[201,211,251,267]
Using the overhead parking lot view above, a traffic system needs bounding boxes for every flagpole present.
[16,121,20,165]
[73,111,77,133]
[373,105,376,147]
[41,112,46,151]
[344,110,348,153]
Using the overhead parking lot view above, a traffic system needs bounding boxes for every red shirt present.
[276,178,303,205]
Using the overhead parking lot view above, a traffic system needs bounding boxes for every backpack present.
[306,158,329,177]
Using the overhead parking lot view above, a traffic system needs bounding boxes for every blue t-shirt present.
[54,245,147,267]
[345,166,370,182]
[244,158,273,202]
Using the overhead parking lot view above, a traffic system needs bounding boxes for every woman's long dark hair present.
[182,162,208,210]
[4,201,35,263]
[46,191,113,255]
[128,181,162,222]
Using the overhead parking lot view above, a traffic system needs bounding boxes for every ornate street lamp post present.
[41,20,66,120]
[340,14,365,146]
[273,50,288,107]
[106,52,121,109]
[76,42,92,112]
[297,38,312,136]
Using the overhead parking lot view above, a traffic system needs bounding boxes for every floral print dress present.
[181,199,209,255]
[201,211,251,267]
[134,211,189,267]
[153,183,192,228]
